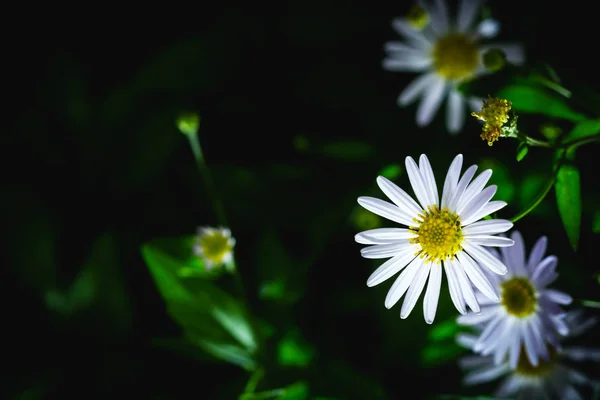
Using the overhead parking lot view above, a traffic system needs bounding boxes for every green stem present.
[561,133,600,150]
[243,367,264,394]
[187,133,227,226]
[523,136,553,148]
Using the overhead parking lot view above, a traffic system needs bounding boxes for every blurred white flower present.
[194,226,236,271]
[355,153,513,324]
[383,0,524,133]
[457,232,572,369]
[457,309,600,400]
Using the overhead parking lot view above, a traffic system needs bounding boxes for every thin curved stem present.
[509,173,557,223]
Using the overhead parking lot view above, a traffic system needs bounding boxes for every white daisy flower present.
[383,0,525,134]
[457,309,600,400]
[193,226,236,270]
[457,232,572,369]
[355,153,514,324]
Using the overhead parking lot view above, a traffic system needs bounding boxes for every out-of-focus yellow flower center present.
[410,205,463,264]
[516,346,557,377]
[501,277,537,318]
[472,96,512,146]
[406,4,429,30]
[432,33,479,80]
[200,232,232,264]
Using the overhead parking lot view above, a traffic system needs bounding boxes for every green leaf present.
[277,329,315,368]
[427,319,461,342]
[579,299,600,309]
[188,332,257,371]
[593,210,600,234]
[378,164,403,180]
[496,84,586,121]
[516,142,529,162]
[555,163,581,251]
[479,158,515,203]
[141,237,258,363]
[562,119,600,143]
[279,382,310,400]
[420,342,466,367]
[321,139,374,161]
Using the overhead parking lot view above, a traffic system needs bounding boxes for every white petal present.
[544,289,572,305]
[456,335,480,352]
[384,256,423,308]
[366,245,419,286]
[474,313,504,352]
[457,251,499,301]
[397,72,438,106]
[457,0,483,32]
[463,219,513,235]
[423,264,442,323]
[464,235,515,247]
[416,76,447,127]
[376,176,423,218]
[522,323,539,366]
[455,169,493,214]
[382,54,432,72]
[563,385,585,400]
[527,236,547,271]
[355,228,416,245]
[425,0,449,36]
[406,156,434,210]
[418,154,440,207]
[361,242,411,259]
[449,258,480,313]
[441,154,463,209]
[463,200,507,225]
[463,242,508,275]
[444,261,466,315]
[400,262,431,319]
[464,363,509,385]
[391,18,432,50]
[446,89,465,134]
[494,376,521,398]
[564,346,600,362]
[476,18,500,38]
[447,164,477,212]
[468,96,484,113]
[457,306,497,325]
[460,185,498,226]
[508,324,522,369]
[481,43,525,65]
[531,255,558,287]
[501,230,526,275]
[384,41,420,53]
[357,196,414,226]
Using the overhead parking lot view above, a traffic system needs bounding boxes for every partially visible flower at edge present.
[355,153,514,324]
[194,226,236,272]
[457,231,572,369]
[382,0,525,134]
[456,309,600,400]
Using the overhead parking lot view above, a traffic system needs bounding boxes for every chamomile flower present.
[457,232,572,368]
[194,226,236,271]
[383,0,524,133]
[457,309,600,400]
[355,153,513,324]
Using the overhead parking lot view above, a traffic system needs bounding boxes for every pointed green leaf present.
[378,164,403,180]
[427,319,461,342]
[277,329,315,368]
[496,84,586,121]
[516,142,529,162]
[188,333,257,371]
[555,163,581,251]
[279,381,310,400]
[141,237,257,352]
[562,119,600,143]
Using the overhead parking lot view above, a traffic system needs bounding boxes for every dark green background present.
[5,2,599,399]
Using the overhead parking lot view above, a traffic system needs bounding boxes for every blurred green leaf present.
[141,237,258,368]
[259,280,286,301]
[555,163,581,251]
[593,210,600,234]
[378,164,403,180]
[562,119,600,142]
[428,319,461,342]
[277,329,316,368]
[45,233,132,333]
[540,124,562,141]
[516,142,528,162]
[321,139,374,161]
[421,342,466,367]
[479,158,515,203]
[279,381,309,400]
[518,173,551,217]
[580,299,600,309]
[497,84,586,121]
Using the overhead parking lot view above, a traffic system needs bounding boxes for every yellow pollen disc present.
[432,33,479,80]
[409,205,463,264]
[500,277,537,318]
[200,233,232,264]
[515,345,557,377]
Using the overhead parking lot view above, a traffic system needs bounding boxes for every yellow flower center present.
[516,346,557,377]
[471,96,512,146]
[199,233,232,264]
[409,205,463,264]
[432,33,479,80]
[406,4,429,30]
[500,277,537,318]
